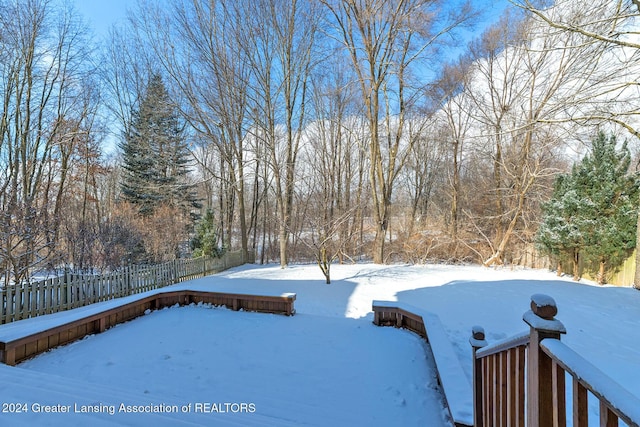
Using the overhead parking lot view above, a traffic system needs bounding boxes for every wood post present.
[573,379,588,427]
[2,347,16,366]
[470,325,487,427]
[373,310,381,326]
[523,294,566,427]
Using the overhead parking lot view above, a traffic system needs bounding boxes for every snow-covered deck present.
[0,287,296,365]
[4,281,447,426]
[0,363,297,426]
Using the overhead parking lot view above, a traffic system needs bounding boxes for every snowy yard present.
[2,263,640,426]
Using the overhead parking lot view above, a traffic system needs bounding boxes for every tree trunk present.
[450,138,460,240]
[556,260,562,277]
[598,259,606,285]
[279,220,288,268]
[236,163,249,261]
[372,225,386,264]
[634,212,640,289]
[317,246,331,284]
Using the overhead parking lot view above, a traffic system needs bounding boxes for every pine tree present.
[120,74,200,217]
[190,209,224,258]
[536,132,639,284]
[536,175,591,280]
[575,132,639,283]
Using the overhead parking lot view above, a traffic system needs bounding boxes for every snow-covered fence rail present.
[0,251,254,324]
[471,294,640,427]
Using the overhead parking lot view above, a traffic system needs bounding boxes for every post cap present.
[472,325,485,340]
[470,325,488,348]
[524,294,565,334]
[530,294,557,320]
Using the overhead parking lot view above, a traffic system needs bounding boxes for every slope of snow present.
[1,263,639,426]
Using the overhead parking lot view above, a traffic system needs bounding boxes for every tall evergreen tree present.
[576,132,639,283]
[536,175,590,280]
[120,74,200,217]
[536,132,639,284]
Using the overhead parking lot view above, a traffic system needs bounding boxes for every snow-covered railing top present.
[372,300,473,427]
[470,294,640,427]
[541,339,640,427]
[474,329,529,359]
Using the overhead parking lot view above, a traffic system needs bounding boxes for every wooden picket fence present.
[0,250,254,324]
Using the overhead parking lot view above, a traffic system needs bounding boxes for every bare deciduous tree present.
[460,10,599,266]
[321,0,476,263]
[509,0,640,286]
[432,58,475,241]
[0,0,98,283]
[298,58,368,280]
[242,0,319,268]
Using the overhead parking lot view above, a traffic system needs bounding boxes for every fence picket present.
[6,285,14,322]
[1,287,5,323]
[94,275,99,303]
[101,274,107,301]
[16,285,24,321]
[45,279,51,315]
[30,280,37,318]
[121,268,126,296]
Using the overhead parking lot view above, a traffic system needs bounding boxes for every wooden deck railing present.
[471,294,640,427]
[0,250,254,324]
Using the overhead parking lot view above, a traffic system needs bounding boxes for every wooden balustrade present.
[471,294,640,427]
[471,329,528,427]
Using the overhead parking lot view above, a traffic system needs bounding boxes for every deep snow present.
[1,263,639,426]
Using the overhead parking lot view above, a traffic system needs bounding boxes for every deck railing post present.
[470,325,488,427]
[523,294,566,427]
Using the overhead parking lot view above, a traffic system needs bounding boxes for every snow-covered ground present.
[2,263,639,426]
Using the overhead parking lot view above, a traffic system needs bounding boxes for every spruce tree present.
[575,132,639,283]
[536,131,639,284]
[120,74,200,217]
[536,175,590,280]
